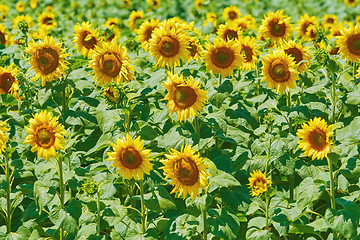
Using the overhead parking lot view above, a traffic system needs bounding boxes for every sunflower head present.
[16,1,25,13]
[107,134,153,180]
[160,145,210,199]
[38,11,57,31]
[238,36,261,71]
[297,117,333,160]
[30,0,38,9]
[73,22,100,58]
[337,25,360,62]
[25,36,69,86]
[297,14,318,40]
[248,170,271,196]
[222,6,241,22]
[261,48,299,93]
[163,72,207,122]
[0,64,19,99]
[24,111,67,160]
[147,0,161,9]
[128,10,144,30]
[345,0,357,7]
[203,38,244,78]
[0,24,9,46]
[282,40,310,73]
[13,15,34,30]
[187,37,203,62]
[217,22,242,41]
[259,10,293,42]
[136,18,159,51]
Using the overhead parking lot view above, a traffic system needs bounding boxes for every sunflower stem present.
[57,157,65,240]
[140,179,146,235]
[218,75,222,88]
[352,62,357,79]
[326,156,336,209]
[256,62,260,96]
[96,191,101,236]
[4,153,12,234]
[202,207,207,240]
[265,194,270,230]
[286,90,295,201]
[331,72,336,124]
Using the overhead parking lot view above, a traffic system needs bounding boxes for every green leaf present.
[207,207,240,239]
[340,157,360,179]
[336,117,360,142]
[1,94,18,106]
[33,181,56,210]
[67,58,89,70]
[289,224,315,234]
[50,206,79,234]
[144,186,176,212]
[208,169,240,193]
[138,125,158,141]
[296,177,326,208]
[346,85,360,105]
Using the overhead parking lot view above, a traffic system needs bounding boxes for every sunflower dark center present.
[174,157,199,186]
[120,147,142,169]
[158,36,180,57]
[211,47,235,68]
[82,31,97,49]
[188,43,198,57]
[0,31,5,45]
[348,34,360,55]
[173,86,197,109]
[284,47,303,64]
[269,60,290,82]
[224,29,238,40]
[144,27,155,42]
[35,126,55,148]
[242,46,253,62]
[43,17,53,25]
[0,73,14,93]
[269,20,286,37]
[99,53,122,78]
[308,128,327,151]
[37,47,59,75]
[228,11,237,20]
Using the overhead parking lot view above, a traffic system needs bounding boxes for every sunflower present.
[222,6,241,22]
[243,14,257,30]
[147,0,161,9]
[187,37,203,63]
[89,41,132,85]
[345,0,357,7]
[0,4,9,21]
[160,145,210,199]
[261,48,298,93]
[305,24,319,42]
[73,22,100,58]
[204,12,217,27]
[148,20,190,68]
[203,38,243,78]
[0,24,9,46]
[30,0,38,9]
[104,18,121,29]
[282,40,310,72]
[328,23,343,39]
[217,22,242,41]
[322,14,338,30]
[103,85,121,105]
[38,11,57,31]
[238,36,261,71]
[121,0,132,7]
[12,15,34,30]
[297,117,333,160]
[259,10,293,42]
[24,111,67,160]
[337,25,360,62]
[16,1,24,13]
[106,134,152,180]
[297,14,318,40]
[0,121,9,155]
[163,73,207,122]
[0,64,19,99]
[128,10,144,30]
[32,27,48,41]
[195,0,203,9]
[248,170,271,196]
[25,36,69,86]
[136,18,159,51]
[233,18,251,32]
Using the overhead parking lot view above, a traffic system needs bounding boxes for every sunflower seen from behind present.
[25,36,69,86]
[248,170,271,196]
[106,134,152,180]
[238,36,261,71]
[337,25,360,62]
[0,64,19,99]
[148,20,189,68]
[297,117,333,160]
[203,38,243,78]
[73,22,100,58]
[259,10,293,42]
[160,145,210,199]
[163,73,207,122]
[24,111,67,161]
[261,48,298,93]
[89,41,133,85]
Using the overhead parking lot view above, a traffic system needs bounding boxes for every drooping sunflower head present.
[103,84,123,106]
[161,145,210,199]
[248,170,271,196]
[297,117,333,160]
[305,24,319,42]
[12,15,34,30]
[337,25,360,62]
[89,41,132,85]
[222,5,241,22]
[217,22,242,41]
[148,20,190,68]
[73,22,100,58]
[25,36,69,86]
[238,36,261,71]
[163,72,207,122]
[23,111,67,161]
[297,14,318,40]
[136,18,160,51]
[282,40,310,72]
[38,11,57,31]
[0,24,9,46]
[203,38,244,78]
[0,64,19,99]
[261,48,298,93]
[128,10,144,30]
[259,10,293,42]
[104,17,121,30]
[187,37,203,63]
[106,134,153,180]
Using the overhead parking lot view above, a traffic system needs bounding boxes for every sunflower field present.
[1,0,360,239]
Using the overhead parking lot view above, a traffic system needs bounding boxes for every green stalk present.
[256,63,260,96]
[353,62,357,79]
[265,194,270,230]
[326,156,336,209]
[140,180,146,234]
[5,154,12,234]
[96,191,101,236]
[286,91,293,132]
[286,91,294,201]
[57,158,65,240]
[218,75,222,88]
[331,72,336,123]
[203,207,207,240]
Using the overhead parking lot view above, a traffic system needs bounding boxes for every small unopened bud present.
[17,20,28,33]
[315,48,329,66]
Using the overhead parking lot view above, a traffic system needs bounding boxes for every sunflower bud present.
[124,37,140,52]
[16,71,26,83]
[314,48,329,66]
[17,20,28,33]
[103,84,126,108]
[80,178,98,196]
[263,113,275,126]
